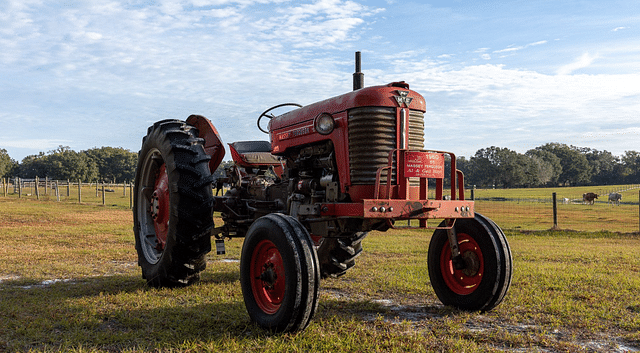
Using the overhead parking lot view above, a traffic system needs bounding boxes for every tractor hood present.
[268,82,426,134]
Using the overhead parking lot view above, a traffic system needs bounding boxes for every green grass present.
[1,198,640,352]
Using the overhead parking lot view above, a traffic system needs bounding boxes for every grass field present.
[1,196,639,352]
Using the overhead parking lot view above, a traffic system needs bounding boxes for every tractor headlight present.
[314,113,335,135]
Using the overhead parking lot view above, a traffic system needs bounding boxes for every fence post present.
[18,178,21,198]
[35,176,40,200]
[78,180,82,203]
[102,183,106,206]
[123,181,126,197]
[129,183,133,209]
[45,176,48,196]
[552,192,558,229]
[67,179,70,197]
[56,181,60,202]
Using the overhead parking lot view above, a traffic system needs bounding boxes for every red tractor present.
[133,52,512,333]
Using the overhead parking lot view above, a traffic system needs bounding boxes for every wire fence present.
[472,185,640,234]
[2,177,639,234]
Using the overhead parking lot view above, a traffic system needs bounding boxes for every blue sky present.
[1,0,639,162]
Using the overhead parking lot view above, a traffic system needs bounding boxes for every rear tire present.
[316,232,367,278]
[240,213,320,332]
[133,119,214,287]
[427,213,512,311]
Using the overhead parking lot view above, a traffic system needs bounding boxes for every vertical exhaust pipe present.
[353,51,364,91]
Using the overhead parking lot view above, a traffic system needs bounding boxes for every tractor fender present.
[186,115,225,174]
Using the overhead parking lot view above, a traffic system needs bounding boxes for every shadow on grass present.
[0,273,461,351]
[0,272,248,351]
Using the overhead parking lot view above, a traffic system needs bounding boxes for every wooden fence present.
[1,177,133,208]
[2,177,639,233]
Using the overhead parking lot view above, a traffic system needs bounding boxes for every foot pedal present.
[215,239,226,255]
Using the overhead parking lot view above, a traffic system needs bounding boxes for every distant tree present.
[467,147,502,187]
[533,143,591,186]
[525,149,562,186]
[47,146,98,181]
[622,150,640,183]
[84,147,137,183]
[0,148,17,178]
[467,146,535,188]
[580,148,623,185]
[19,152,49,178]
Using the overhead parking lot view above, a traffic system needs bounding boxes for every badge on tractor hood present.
[394,90,413,107]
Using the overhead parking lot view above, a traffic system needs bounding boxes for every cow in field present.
[582,192,598,205]
[608,192,622,206]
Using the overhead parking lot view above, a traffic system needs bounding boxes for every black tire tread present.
[240,213,320,332]
[316,232,367,278]
[427,214,512,312]
[133,119,214,288]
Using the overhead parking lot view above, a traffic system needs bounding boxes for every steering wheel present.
[257,103,303,134]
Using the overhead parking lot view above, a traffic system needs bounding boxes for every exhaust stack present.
[353,51,364,91]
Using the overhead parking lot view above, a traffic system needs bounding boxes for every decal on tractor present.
[404,152,445,179]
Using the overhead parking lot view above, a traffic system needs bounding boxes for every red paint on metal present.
[269,84,426,161]
[186,115,225,174]
[152,164,170,251]
[440,233,484,295]
[320,200,474,220]
[250,239,286,315]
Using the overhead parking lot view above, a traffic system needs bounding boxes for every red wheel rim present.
[151,164,170,251]
[440,233,484,295]
[250,239,286,314]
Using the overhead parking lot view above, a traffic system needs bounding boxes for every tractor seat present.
[229,141,281,167]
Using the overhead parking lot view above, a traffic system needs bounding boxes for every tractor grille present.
[348,107,425,185]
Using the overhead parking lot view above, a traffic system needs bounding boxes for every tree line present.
[2,142,639,187]
[0,146,137,183]
[456,143,640,188]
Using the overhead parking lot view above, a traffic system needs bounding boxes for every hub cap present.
[250,239,286,314]
[151,164,170,252]
[440,233,484,295]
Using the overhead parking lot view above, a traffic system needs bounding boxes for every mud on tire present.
[133,119,214,287]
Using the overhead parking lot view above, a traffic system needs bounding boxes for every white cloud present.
[527,40,547,47]
[252,0,382,48]
[374,58,640,156]
[556,52,598,75]
[493,40,547,54]
[1,0,638,161]
[612,26,628,32]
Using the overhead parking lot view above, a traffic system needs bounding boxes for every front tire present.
[133,119,214,287]
[240,214,320,332]
[428,213,512,311]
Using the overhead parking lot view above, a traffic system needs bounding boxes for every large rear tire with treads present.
[133,119,214,287]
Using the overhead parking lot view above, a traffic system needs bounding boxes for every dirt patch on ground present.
[321,288,639,353]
